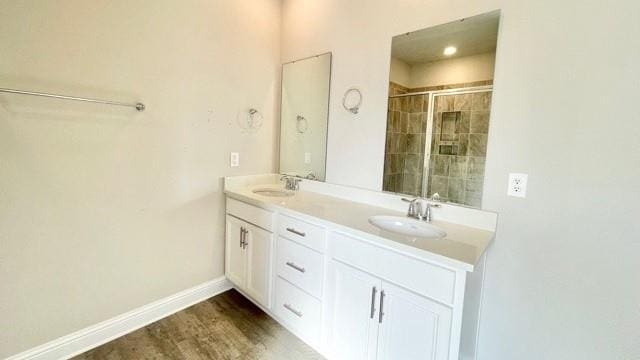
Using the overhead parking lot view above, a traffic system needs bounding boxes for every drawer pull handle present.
[286,261,306,273]
[378,290,385,323]
[283,303,303,317]
[370,286,377,319]
[286,227,306,237]
[241,228,248,249]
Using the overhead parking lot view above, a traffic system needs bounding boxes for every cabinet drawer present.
[277,214,325,252]
[274,277,322,347]
[277,237,324,299]
[226,197,274,231]
[330,232,456,305]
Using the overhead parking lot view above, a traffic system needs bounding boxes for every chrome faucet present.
[281,175,302,191]
[401,197,441,222]
[402,197,424,220]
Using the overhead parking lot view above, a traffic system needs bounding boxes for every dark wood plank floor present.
[73,289,324,360]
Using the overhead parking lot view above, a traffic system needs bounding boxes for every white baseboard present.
[6,276,232,360]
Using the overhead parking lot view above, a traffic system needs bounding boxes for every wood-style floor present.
[73,289,324,360]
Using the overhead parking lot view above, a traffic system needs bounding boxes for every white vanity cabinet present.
[375,281,452,360]
[225,199,275,309]
[324,232,458,360]
[272,213,327,348]
[224,192,487,360]
[325,260,380,360]
[326,260,452,360]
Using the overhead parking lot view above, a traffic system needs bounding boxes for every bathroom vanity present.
[224,12,501,360]
[224,174,496,360]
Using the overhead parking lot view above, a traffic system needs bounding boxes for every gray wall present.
[282,0,640,359]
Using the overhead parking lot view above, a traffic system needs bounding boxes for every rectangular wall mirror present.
[279,53,332,181]
[383,11,500,208]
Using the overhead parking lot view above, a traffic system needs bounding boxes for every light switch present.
[304,152,311,164]
[230,152,239,167]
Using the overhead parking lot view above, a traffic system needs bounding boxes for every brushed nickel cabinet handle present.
[283,303,303,317]
[242,228,248,249]
[239,227,244,248]
[370,286,377,319]
[286,227,306,237]
[378,290,385,323]
[286,261,306,273]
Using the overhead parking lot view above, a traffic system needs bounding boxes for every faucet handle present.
[401,197,418,208]
[291,177,302,190]
[430,193,443,204]
[280,174,302,191]
[402,197,424,219]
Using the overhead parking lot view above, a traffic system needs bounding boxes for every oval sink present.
[368,215,446,239]
[252,188,294,197]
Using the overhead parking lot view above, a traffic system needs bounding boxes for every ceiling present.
[392,11,500,65]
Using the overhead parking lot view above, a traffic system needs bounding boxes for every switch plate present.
[508,173,528,198]
[304,152,311,164]
[230,152,239,167]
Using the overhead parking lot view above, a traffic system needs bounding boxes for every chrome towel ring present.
[342,87,362,114]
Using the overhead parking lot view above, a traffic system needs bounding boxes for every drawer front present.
[274,277,322,346]
[330,232,456,305]
[277,237,324,299]
[226,197,274,231]
[277,214,326,252]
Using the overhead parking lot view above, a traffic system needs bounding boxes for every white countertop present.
[224,181,495,272]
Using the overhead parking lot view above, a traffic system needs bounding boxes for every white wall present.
[409,52,495,88]
[389,57,411,87]
[0,0,280,357]
[282,1,640,360]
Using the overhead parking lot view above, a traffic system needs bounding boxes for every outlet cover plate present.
[508,173,528,198]
[230,152,239,167]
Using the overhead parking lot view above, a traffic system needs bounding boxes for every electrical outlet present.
[230,152,239,167]
[508,173,528,198]
[304,152,311,164]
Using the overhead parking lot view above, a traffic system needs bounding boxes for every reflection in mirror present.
[279,53,332,181]
[383,11,500,208]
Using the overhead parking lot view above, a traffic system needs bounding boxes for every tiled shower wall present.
[383,80,493,207]
[426,91,492,207]
[383,84,428,196]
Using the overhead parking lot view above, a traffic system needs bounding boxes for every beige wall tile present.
[448,178,465,203]
[469,134,488,156]
[467,156,486,181]
[471,92,492,110]
[470,111,491,133]
[454,93,472,111]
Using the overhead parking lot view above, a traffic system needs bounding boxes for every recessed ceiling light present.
[443,46,457,56]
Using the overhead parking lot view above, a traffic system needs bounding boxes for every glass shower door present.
[423,89,492,207]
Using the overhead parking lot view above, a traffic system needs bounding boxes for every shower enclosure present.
[383,86,493,207]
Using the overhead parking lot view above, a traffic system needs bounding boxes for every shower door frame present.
[421,85,493,198]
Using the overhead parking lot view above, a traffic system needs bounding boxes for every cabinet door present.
[225,215,246,287]
[376,281,452,360]
[244,223,273,308]
[328,260,381,360]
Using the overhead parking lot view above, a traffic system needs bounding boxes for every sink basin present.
[368,215,446,239]
[252,188,294,197]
